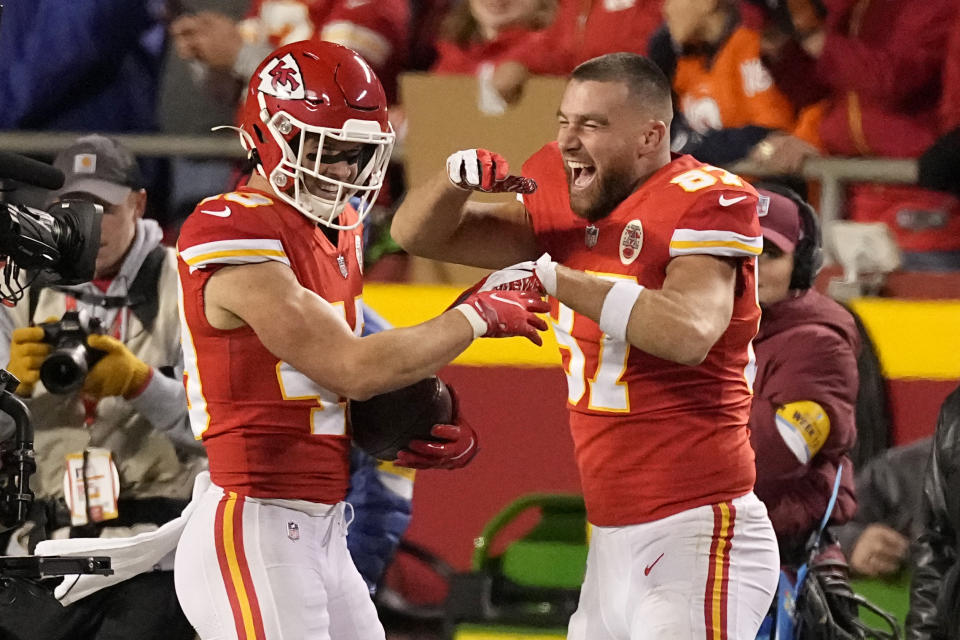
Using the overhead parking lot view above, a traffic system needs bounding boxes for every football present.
[349,376,454,461]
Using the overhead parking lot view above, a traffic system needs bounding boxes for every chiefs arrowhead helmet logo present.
[257,53,306,99]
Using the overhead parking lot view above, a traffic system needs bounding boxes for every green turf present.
[851,572,911,633]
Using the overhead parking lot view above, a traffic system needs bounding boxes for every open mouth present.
[567,160,596,190]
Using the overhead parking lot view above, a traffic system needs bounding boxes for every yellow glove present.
[6,326,51,397]
[83,334,151,399]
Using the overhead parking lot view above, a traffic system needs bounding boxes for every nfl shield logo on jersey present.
[287,521,300,541]
[619,220,644,265]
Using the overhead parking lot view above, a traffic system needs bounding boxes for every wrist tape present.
[598,281,644,341]
[454,304,487,339]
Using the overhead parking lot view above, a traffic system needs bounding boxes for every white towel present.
[35,471,211,605]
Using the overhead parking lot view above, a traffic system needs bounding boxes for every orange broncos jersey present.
[521,144,762,526]
[674,26,822,147]
[177,187,365,503]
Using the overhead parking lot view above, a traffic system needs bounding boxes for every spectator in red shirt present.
[491,0,664,103]
[744,0,960,268]
[431,0,555,75]
[750,184,858,565]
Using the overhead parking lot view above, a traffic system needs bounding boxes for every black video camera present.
[37,311,106,395]
[0,200,102,304]
[0,151,103,529]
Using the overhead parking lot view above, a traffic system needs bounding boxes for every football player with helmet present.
[174,41,548,640]
[393,52,780,639]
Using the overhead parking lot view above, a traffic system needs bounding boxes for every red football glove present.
[448,254,558,308]
[396,387,479,470]
[453,289,550,345]
[446,148,537,194]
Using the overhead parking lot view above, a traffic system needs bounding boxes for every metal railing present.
[0,131,246,160]
[0,131,920,224]
[732,157,919,225]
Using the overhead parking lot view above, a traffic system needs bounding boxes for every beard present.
[566,163,638,222]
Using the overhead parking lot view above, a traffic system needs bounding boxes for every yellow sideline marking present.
[364,285,960,378]
[850,298,960,380]
[363,283,561,367]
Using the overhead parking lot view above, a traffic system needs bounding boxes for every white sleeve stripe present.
[179,239,289,271]
[179,239,286,262]
[186,254,290,272]
[671,229,763,244]
[320,22,392,67]
[669,229,762,257]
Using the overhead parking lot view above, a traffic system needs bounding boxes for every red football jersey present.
[177,187,365,503]
[521,144,762,526]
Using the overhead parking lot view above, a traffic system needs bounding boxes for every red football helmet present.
[240,40,395,228]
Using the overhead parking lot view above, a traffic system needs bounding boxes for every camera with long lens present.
[37,311,106,395]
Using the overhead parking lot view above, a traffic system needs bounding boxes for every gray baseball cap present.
[51,134,144,205]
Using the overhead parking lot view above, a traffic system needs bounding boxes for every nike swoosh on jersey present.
[718,195,748,207]
[201,206,232,217]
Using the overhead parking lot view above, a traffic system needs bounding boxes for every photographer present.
[0,135,201,640]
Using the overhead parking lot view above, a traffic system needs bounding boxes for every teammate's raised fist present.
[446,149,537,194]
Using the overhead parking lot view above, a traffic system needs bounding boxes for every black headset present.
[756,181,823,290]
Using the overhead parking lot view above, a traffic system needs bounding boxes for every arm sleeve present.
[765,456,857,541]
[750,328,859,538]
[906,389,960,640]
[129,355,190,436]
[815,0,955,104]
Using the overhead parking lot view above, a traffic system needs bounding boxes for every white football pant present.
[568,492,779,640]
[174,482,384,640]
